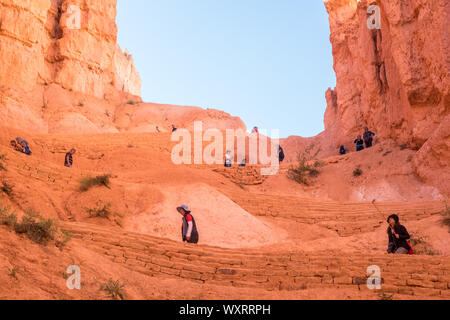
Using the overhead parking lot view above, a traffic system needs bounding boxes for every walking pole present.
[371,199,386,224]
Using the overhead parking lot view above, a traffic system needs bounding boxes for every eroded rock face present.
[322,0,449,195]
[0,0,141,98]
[113,45,142,97]
[324,0,449,148]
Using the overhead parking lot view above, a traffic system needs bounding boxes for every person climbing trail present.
[363,127,376,148]
[278,145,285,163]
[225,150,232,168]
[65,148,76,168]
[177,205,199,244]
[251,126,259,134]
[387,214,413,255]
[339,145,347,155]
[354,135,364,152]
[16,137,31,155]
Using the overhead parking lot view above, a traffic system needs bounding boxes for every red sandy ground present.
[0,125,449,300]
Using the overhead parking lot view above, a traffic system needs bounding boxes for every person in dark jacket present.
[278,145,285,163]
[363,127,376,148]
[354,135,364,152]
[387,214,411,254]
[339,145,347,155]
[177,205,199,244]
[65,148,76,168]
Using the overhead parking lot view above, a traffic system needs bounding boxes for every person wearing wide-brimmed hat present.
[177,205,199,244]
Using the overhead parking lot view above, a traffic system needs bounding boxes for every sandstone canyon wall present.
[321,0,449,195]
[0,0,244,134]
[0,0,142,132]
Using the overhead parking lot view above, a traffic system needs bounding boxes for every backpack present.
[406,240,414,255]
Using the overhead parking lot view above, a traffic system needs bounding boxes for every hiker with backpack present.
[354,135,364,152]
[387,214,413,255]
[363,127,376,148]
[177,205,199,244]
[64,148,76,168]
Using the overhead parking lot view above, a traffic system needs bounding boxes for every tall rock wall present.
[323,0,449,195]
[0,0,141,98]
[324,0,449,147]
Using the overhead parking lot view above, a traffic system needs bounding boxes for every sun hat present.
[177,204,191,214]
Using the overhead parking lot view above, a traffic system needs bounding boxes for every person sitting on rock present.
[251,126,259,134]
[10,140,23,152]
[177,205,199,244]
[387,214,412,255]
[65,148,76,168]
[239,157,246,167]
[339,145,347,155]
[171,124,177,133]
[224,150,232,168]
[363,127,376,148]
[354,135,364,152]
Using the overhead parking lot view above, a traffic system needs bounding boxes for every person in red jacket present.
[177,205,199,244]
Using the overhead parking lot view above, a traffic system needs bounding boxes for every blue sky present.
[116,0,336,138]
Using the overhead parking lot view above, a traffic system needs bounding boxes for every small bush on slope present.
[102,279,126,300]
[0,181,13,196]
[79,174,111,192]
[14,210,58,245]
[287,144,324,186]
[353,167,363,177]
[85,202,112,219]
[0,154,7,171]
[1,206,70,248]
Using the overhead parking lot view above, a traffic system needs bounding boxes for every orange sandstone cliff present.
[0,0,244,134]
[282,0,449,195]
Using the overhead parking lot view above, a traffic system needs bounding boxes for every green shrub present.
[0,181,13,196]
[0,206,17,227]
[409,235,436,256]
[102,279,126,300]
[85,202,112,219]
[379,292,394,300]
[353,167,363,177]
[56,229,72,250]
[14,210,58,245]
[5,266,19,280]
[79,174,111,192]
[287,144,323,186]
[0,154,6,171]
